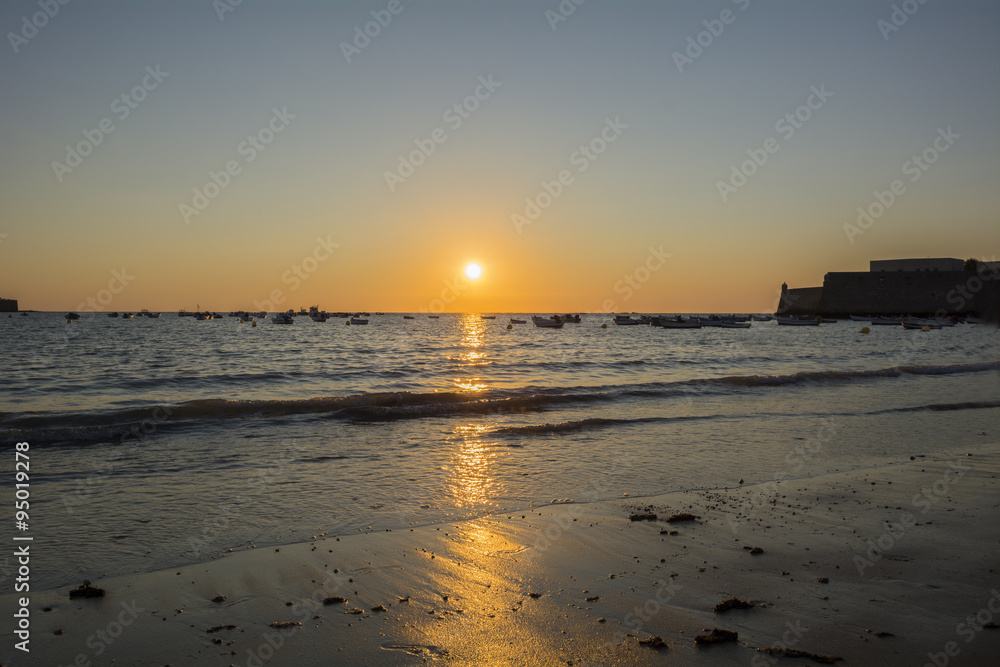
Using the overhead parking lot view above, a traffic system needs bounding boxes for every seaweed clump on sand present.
[69,583,105,599]
[323,596,348,605]
[638,635,668,649]
[695,628,738,644]
[629,513,658,522]
[206,624,236,633]
[714,597,754,613]
[666,513,699,523]
[757,647,843,663]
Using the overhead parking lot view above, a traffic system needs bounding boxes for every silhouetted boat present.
[509,318,526,324]
[350,318,369,325]
[403,315,415,319]
[776,317,819,326]
[481,315,496,320]
[903,320,941,330]
[65,312,81,320]
[659,317,701,329]
[107,312,119,318]
[272,312,293,324]
[532,316,564,328]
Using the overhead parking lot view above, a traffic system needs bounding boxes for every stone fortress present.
[777,257,999,321]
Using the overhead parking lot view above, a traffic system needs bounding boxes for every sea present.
[1,312,997,592]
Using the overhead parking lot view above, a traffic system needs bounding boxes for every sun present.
[464,262,482,280]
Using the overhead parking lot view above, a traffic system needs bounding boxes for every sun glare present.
[465,262,482,280]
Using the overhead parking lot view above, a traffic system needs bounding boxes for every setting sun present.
[465,262,482,280]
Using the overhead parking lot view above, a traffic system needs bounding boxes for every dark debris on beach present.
[713,597,755,613]
[756,647,843,663]
[695,628,739,644]
[68,583,105,599]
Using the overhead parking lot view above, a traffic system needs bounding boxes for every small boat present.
[821,318,837,324]
[481,315,496,320]
[903,318,942,330]
[403,315,415,320]
[349,318,369,325]
[559,314,581,323]
[532,316,564,328]
[849,315,870,322]
[509,318,527,324]
[272,312,294,324]
[966,316,982,324]
[870,317,901,325]
[659,317,701,329]
[146,312,161,319]
[122,312,134,319]
[720,321,751,329]
[751,314,773,322]
[428,315,440,319]
[697,317,725,327]
[65,312,81,320]
[776,316,819,326]
[613,315,644,325]
[107,312,119,318]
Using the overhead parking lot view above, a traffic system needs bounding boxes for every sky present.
[1,0,998,313]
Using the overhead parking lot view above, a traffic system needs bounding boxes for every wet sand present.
[9,445,1000,666]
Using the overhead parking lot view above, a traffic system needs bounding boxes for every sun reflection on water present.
[453,313,491,392]
[448,423,496,508]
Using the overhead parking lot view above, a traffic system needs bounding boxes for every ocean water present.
[1,312,998,591]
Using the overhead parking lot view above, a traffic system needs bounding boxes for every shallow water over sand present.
[1,313,997,589]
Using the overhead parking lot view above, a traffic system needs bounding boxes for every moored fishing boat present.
[532,316,564,328]
[776,316,819,326]
[903,319,941,330]
[659,316,701,329]
[613,315,647,325]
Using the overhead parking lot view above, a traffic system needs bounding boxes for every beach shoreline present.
[8,443,1000,666]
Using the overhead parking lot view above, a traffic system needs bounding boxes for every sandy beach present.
[9,443,998,666]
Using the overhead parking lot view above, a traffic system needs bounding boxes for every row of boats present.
[58,309,984,330]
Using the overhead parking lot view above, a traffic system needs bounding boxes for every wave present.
[878,399,1000,414]
[491,414,718,436]
[2,360,996,446]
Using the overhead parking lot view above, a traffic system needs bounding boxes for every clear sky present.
[1,0,998,312]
